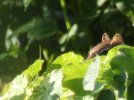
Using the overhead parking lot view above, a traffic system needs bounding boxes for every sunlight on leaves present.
[0,59,44,99]
[83,56,101,91]
[1,75,27,100]
[23,0,33,9]
[97,0,107,7]
[49,69,63,96]
[24,59,44,77]
[28,69,63,100]
[59,24,78,51]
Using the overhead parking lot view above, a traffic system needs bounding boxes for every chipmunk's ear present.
[102,33,111,42]
[110,33,123,46]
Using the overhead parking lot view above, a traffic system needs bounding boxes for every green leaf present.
[63,79,88,96]
[49,69,63,96]
[59,24,78,45]
[82,95,94,100]
[46,52,84,74]
[107,45,134,75]
[13,18,58,45]
[59,24,78,51]
[24,59,44,77]
[62,60,90,81]
[83,56,101,91]
[1,75,27,100]
[97,57,113,82]
[97,89,115,100]
[47,51,90,81]
[53,52,83,65]
[0,59,44,99]
[128,82,134,100]
[46,52,91,96]
[28,69,63,100]
[112,72,128,100]
[23,0,33,9]
[97,0,107,7]
[5,28,20,51]
[100,45,134,99]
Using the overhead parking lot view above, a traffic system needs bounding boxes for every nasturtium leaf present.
[0,59,44,99]
[82,95,94,100]
[24,59,44,78]
[46,52,84,74]
[107,45,134,75]
[52,52,84,65]
[49,69,63,96]
[46,52,92,96]
[28,69,63,100]
[62,60,91,81]
[63,78,88,96]
[97,89,115,100]
[83,56,101,91]
[100,45,134,100]
[53,52,88,80]
[27,79,54,100]
[112,71,128,99]
[3,46,134,100]
[97,58,113,82]
[60,88,74,99]
[1,75,27,100]
[128,82,134,100]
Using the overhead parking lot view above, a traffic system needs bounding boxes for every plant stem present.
[124,72,128,100]
[60,0,71,31]
[39,45,42,59]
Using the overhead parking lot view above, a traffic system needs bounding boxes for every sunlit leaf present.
[59,24,78,51]
[46,52,91,96]
[97,0,107,7]
[83,56,101,91]
[107,45,134,75]
[28,69,63,100]
[1,75,27,100]
[5,28,20,57]
[23,0,33,9]
[49,69,63,96]
[0,59,44,99]
[24,59,44,77]
[46,52,84,74]
[5,28,20,51]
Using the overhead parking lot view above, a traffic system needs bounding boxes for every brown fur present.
[87,33,123,59]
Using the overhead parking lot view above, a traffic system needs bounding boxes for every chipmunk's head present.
[87,33,124,60]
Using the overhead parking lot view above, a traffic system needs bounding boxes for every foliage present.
[0,0,134,98]
[1,45,134,100]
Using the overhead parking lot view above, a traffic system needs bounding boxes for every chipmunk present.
[87,33,123,59]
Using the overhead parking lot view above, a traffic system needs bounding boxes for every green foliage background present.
[0,0,134,98]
